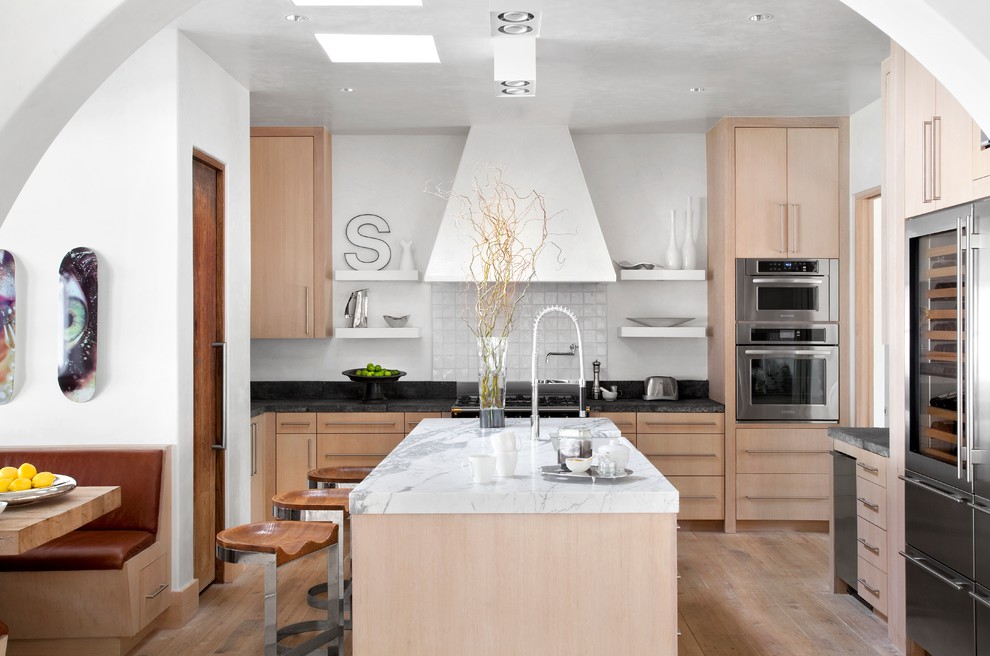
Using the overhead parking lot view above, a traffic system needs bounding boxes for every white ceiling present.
[172,0,890,134]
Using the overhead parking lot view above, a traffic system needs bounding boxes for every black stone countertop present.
[250,379,724,417]
[828,427,890,458]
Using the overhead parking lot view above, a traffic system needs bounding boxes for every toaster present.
[643,376,678,401]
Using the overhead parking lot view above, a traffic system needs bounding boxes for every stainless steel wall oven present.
[736,258,839,323]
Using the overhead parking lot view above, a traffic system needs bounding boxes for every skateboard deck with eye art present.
[0,250,14,404]
[58,247,98,402]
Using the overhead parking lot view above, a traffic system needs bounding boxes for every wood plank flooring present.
[132,529,898,656]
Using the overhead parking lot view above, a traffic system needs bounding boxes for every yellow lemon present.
[0,466,17,479]
[17,463,37,480]
[8,477,32,492]
[32,472,55,488]
[0,477,13,493]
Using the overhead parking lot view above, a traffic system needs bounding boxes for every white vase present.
[665,210,682,270]
[681,209,697,270]
[399,240,414,271]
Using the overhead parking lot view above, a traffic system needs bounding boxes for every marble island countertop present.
[349,417,680,516]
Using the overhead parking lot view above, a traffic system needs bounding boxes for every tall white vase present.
[399,240,414,271]
[665,209,682,270]
[681,208,697,270]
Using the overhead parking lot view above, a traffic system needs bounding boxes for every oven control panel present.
[756,260,819,273]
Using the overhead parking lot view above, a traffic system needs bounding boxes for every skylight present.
[315,34,440,63]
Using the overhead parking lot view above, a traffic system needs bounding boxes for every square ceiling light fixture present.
[293,1,422,5]
[491,8,539,97]
[315,34,440,63]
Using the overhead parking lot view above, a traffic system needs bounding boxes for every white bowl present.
[601,388,618,401]
[383,314,409,328]
[565,457,593,473]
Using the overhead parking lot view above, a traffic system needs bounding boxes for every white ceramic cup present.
[495,449,518,477]
[464,454,496,483]
[490,430,522,452]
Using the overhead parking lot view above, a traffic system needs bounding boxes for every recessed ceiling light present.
[340,87,355,92]
[689,87,706,92]
[749,13,774,22]
[498,24,533,35]
[315,34,440,63]
[498,11,535,23]
[292,0,422,6]
[502,87,530,95]
[285,14,309,22]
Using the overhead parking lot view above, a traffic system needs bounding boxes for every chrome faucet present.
[531,306,587,441]
[545,343,577,363]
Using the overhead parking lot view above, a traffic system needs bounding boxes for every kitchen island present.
[349,417,679,655]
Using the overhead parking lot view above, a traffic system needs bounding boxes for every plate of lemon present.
[0,463,77,506]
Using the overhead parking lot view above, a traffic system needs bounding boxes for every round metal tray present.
[539,465,632,481]
[0,475,77,506]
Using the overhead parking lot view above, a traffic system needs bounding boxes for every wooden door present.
[250,136,315,338]
[935,82,975,208]
[735,127,788,258]
[192,152,226,592]
[903,53,937,218]
[787,128,839,257]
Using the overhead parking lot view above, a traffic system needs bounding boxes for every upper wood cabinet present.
[734,126,840,258]
[250,127,332,338]
[902,52,975,218]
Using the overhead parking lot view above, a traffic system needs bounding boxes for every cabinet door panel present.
[787,128,839,257]
[276,433,315,495]
[903,53,938,218]
[637,412,724,434]
[736,428,832,473]
[667,476,724,520]
[737,473,830,520]
[935,82,975,208]
[317,412,404,434]
[251,136,315,338]
[404,412,442,434]
[640,434,723,475]
[735,127,788,258]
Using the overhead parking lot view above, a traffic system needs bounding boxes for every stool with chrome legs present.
[307,465,373,489]
[216,521,341,656]
[272,489,352,646]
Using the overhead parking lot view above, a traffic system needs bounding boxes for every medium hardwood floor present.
[133,529,898,656]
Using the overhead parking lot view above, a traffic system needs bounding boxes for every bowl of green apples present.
[342,364,406,401]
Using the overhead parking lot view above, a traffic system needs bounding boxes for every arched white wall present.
[0,0,200,226]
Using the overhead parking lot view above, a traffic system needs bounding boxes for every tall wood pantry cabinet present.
[250,127,332,338]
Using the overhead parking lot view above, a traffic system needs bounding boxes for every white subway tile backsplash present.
[431,282,608,381]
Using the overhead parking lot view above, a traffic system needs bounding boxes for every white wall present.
[0,30,250,590]
[252,133,708,382]
[848,99,885,426]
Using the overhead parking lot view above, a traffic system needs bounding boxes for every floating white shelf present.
[618,325,707,338]
[618,269,706,281]
[334,327,422,339]
[334,270,420,281]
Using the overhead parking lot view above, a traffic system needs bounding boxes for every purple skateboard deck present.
[0,250,14,404]
[58,247,98,402]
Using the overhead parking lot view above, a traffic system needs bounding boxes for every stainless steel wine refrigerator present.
[903,198,990,656]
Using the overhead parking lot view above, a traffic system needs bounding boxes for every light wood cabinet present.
[736,428,832,521]
[974,122,990,198]
[590,411,637,447]
[901,49,976,218]
[250,413,276,522]
[833,438,889,617]
[404,412,444,434]
[637,412,725,521]
[250,127,332,339]
[734,127,839,258]
[275,433,316,495]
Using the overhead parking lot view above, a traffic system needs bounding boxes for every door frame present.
[853,186,881,426]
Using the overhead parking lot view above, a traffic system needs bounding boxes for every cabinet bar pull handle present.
[656,453,719,458]
[682,495,718,500]
[745,496,828,500]
[970,589,990,610]
[857,537,880,554]
[856,462,880,473]
[933,115,942,200]
[308,438,314,468]
[251,424,258,476]
[857,578,880,596]
[281,421,313,427]
[645,421,718,427]
[790,204,798,253]
[305,286,311,335]
[325,453,382,458]
[900,550,966,590]
[856,496,880,511]
[779,203,786,253]
[324,421,397,426]
[212,342,227,451]
[146,583,169,599]
[968,501,990,516]
[923,119,933,203]
[744,449,831,454]
[898,474,968,502]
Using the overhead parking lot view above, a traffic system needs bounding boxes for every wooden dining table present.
[0,486,121,556]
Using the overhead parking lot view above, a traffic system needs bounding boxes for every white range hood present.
[424,125,615,282]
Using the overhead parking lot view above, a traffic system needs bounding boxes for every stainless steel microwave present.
[735,258,839,323]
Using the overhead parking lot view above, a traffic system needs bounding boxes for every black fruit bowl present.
[341,369,406,401]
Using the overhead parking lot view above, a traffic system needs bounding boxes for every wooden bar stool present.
[0,620,8,656]
[307,465,374,489]
[216,521,341,656]
[272,489,350,611]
